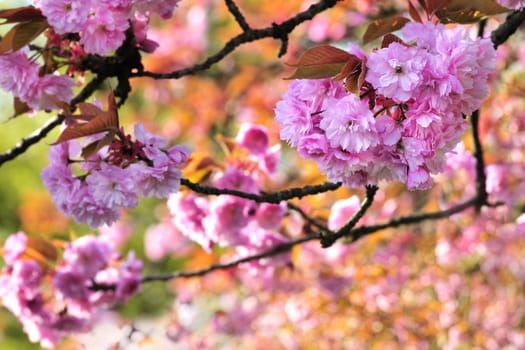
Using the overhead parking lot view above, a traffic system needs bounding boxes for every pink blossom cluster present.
[167,123,289,271]
[0,49,73,111]
[496,0,525,9]
[35,0,181,55]
[41,123,190,228]
[0,232,142,349]
[275,22,496,190]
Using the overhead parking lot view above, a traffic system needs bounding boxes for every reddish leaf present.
[356,59,368,95]
[41,93,71,113]
[332,56,361,82]
[12,20,48,51]
[182,152,221,183]
[81,131,116,159]
[435,0,508,23]
[215,134,238,155]
[381,33,404,48]
[25,236,58,263]
[363,16,411,44]
[56,111,119,144]
[330,55,368,96]
[55,93,119,144]
[106,92,119,126]
[0,27,16,54]
[426,0,450,14]
[77,102,104,120]
[285,45,353,80]
[0,6,45,24]
[408,0,424,22]
[12,97,30,118]
[0,20,48,54]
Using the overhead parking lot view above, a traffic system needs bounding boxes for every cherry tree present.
[1,0,525,348]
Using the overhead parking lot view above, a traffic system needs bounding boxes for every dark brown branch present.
[348,197,478,243]
[321,185,378,247]
[131,0,340,79]
[0,75,106,167]
[491,9,525,48]
[225,0,251,32]
[470,110,488,211]
[141,235,317,282]
[181,178,342,203]
[287,202,328,232]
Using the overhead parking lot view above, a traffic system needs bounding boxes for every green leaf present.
[363,16,411,44]
[285,45,354,80]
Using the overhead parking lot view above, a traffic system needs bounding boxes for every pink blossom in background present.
[99,222,133,249]
[236,123,270,156]
[306,13,347,42]
[255,202,287,230]
[168,192,213,252]
[3,232,28,264]
[166,124,289,266]
[214,167,259,193]
[144,221,190,261]
[0,233,142,348]
[203,196,254,247]
[328,195,361,230]
[496,0,525,9]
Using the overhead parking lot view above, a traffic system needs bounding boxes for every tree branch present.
[491,9,525,48]
[225,0,251,32]
[131,0,340,79]
[0,75,106,167]
[320,185,378,247]
[181,178,342,203]
[142,194,503,283]
[141,235,317,283]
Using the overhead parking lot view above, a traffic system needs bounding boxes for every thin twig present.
[321,185,378,247]
[287,202,328,232]
[225,0,251,32]
[141,194,497,283]
[141,235,317,283]
[181,178,342,203]
[131,0,340,79]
